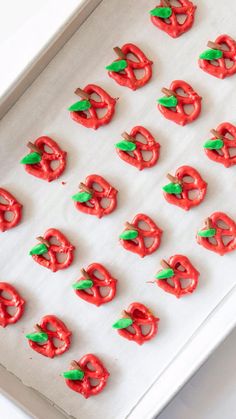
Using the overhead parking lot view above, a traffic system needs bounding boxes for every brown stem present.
[36,236,50,248]
[162,0,170,6]
[210,129,224,140]
[81,268,90,280]
[160,259,171,269]
[34,324,43,332]
[122,131,135,142]
[205,217,212,229]
[74,88,90,100]
[70,360,80,370]
[167,173,180,184]
[79,182,93,195]
[27,141,42,155]
[207,41,223,51]
[161,87,176,97]
[122,310,131,319]
[125,222,138,231]
[113,46,126,60]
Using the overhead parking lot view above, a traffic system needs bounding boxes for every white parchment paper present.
[0,1,236,418]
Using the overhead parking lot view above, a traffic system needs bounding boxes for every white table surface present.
[0,2,235,418]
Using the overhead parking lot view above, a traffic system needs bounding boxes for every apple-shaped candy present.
[196,213,236,256]
[113,302,159,345]
[0,282,25,327]
[20,137,67,182]
[72,174,118,218]
[162,165,207,210]
[150,0,196,38]
[106,44,153,90]
[203,123,236,168]
[72,263,117,306]
[155,256,199,298]
[29,228,74,272]
[115,126,160,170]
[26,315,71,358]
[199,35,236,79]
[0,188,22,232]
[62,354,109,398]
[157,81,202,126]
[68,85,116,129]
[119,213,163,257]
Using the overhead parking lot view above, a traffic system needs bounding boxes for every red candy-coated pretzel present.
[197,212,236,256]
[156,255,199,298]
[74,174,118,218]
[204,122,236,168]
[199,35,236,79]
[70,84,116,129]
[74,263,117,307]
[0,282,25,327]
[120,213,163,258]
[23,137,67,182]
[31,228,74,272]
[151,0,196,38]
[163,166,207,211]
[158,80,202,126]
[28,315,71,358]
[116,126,160,170]
[115,302,159,345]
[0,188,22,232]
[65,354,109,398]
[108,43,153,90]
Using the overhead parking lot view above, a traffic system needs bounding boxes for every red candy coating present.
[74,174,117,218]
[151,0,196,38]
[156,255,199,298]
[65,354,109,398]
[163,165,207,211]
[116,302,159,345]
[74,263,117,307]
[70,84,116,129]
[204,122,236,168]
[0,188,22,232]
[199,35,236,79]
[120,213,163,258]
[197,212,236,256]
[108,43,153,90]
[28,315,71,358]
[116,126,160,170]
[31,228,74,272]
[23,136,67,182]
[158,80,202,126]
[0,282,25,327]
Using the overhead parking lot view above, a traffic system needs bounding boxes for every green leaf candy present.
[20,152,41,165]
[157,95,178,108]
[156,268,174,280]
[163,182,182,194]
[68,99,91,112]
[106,59,128,72]
[62,369,84,381]
[203,139,224,150]
[112,318,133,329]
[72,279,94,290]
[149,7,172,18]
[72,191,92,203]
[115,140,136,151]
[29,243,48,256]
[199,49,223,60]
[26,332,48,343]
[198,228,216,238]
[119,229,138,240]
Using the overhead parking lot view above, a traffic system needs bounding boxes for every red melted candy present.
[0,188,22,232]
[0,282,25,327]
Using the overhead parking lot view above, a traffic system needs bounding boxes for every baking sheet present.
[0,1,236,418]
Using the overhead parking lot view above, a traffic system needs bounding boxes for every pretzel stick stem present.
[74,88,90,100]
[160,259,171,269]
[27,142,42,155]
[207,41,223,51]
[161,87,176,97]
[79,182,93,195]
[122,132,135,142]
[113,46,126,59]
[36,236,50,248]
[210,129,224,140]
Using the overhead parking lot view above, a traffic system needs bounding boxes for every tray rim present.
[0,1,236,418]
